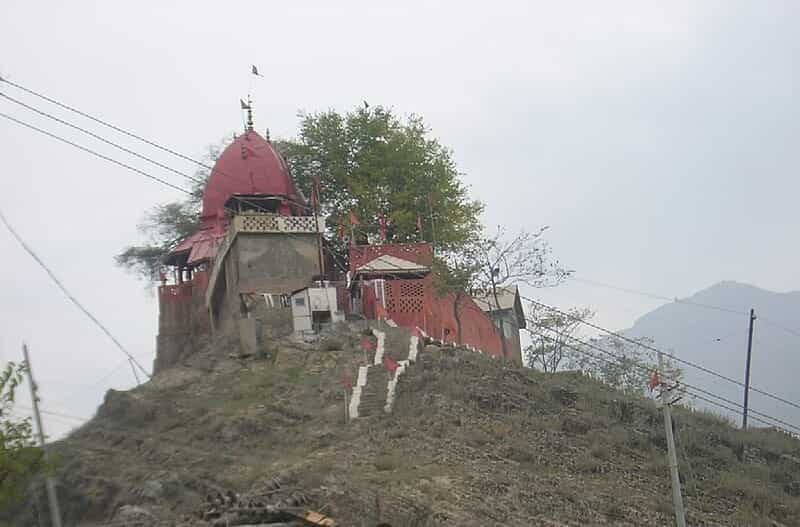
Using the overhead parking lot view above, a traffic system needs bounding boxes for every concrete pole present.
[742,308,756,429]
[22,343,63,527]
[659,351,686,527]
[344,389,348,423]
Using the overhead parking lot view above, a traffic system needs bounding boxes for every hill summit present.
[5,322,800,526]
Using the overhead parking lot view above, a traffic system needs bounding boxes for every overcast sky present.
[1,1,798,438]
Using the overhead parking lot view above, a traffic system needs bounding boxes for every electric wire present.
[535,324,800,434]
[570,275,800,340]
[0,75,214,178]
[521,294,800,413]
[0,208,151,379]
[530,327,795,433]
[0,112,193,195]
[0,75,315,213]
[0,91,204,184]
[12,406,89,424]
[530,324,800,434]
[569,276,749,315]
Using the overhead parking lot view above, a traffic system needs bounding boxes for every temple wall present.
[208,232,320,345]
[235,233,320,294]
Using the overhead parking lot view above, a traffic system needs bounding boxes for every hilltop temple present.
[154,113,524,373]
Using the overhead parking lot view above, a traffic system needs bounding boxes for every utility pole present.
[22,343,63,527]
[742,308,756,429]
[344,386,350,424]
[659,351,686,527]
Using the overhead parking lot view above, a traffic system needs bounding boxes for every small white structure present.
[291,285,345,334]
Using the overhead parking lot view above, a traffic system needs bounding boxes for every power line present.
[571,275,800,340]
[569,276,749,315]
[0,76,316,214]
[521,294,800,413]
[0,208,151,379]
[0,91,204,184]
[0,108,313,228]
[530,325,800,434]
[0,75,213,175]
[759,317,800,339]
[13,405,89,424]
[0,112,193,195]
[532,324,800,434]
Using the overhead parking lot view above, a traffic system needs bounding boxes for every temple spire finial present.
[246,95,254,132]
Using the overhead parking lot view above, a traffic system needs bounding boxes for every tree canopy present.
[278,105,483,251]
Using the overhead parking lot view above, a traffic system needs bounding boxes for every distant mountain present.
[625,281,800,429]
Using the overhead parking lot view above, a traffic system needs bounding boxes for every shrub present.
[320,338,343,351]
[590,443,612,461]
[374,454,399,472]
[561,416,591,435]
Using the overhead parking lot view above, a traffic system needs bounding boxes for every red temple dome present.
[201,130,303,220]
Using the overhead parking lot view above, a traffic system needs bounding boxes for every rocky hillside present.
[4,322,800,526]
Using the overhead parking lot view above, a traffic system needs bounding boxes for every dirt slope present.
[4,323,800,526]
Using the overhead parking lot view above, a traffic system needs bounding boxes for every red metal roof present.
[200,130,302,220]
[168,227,226,265]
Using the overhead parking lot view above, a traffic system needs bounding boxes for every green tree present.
[279,104,483,251]
[0,362,44,509]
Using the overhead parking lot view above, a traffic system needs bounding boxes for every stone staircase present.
[349,322,420,419]
[356,368,391,418]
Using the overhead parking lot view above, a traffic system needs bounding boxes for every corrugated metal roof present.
[356,254,429,274]
[472,286,518,312]
[168,228,225,266]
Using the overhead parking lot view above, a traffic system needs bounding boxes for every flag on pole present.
[251,65,263,77]
[360,336,376,352]
[339,372,353,391]
[311,176,321,208]
[349,210,360,226]
[648,370,661,392]
[379,215,387,241]
[383,355,399,376]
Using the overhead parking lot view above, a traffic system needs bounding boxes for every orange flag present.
[648,370,661,392]
[383,355,399,376]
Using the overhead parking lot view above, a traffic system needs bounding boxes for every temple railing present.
[233,214,325,234]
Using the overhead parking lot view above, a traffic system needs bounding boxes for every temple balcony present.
[232,213,325,234]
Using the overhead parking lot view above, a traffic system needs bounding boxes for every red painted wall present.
[357,275,506,359]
